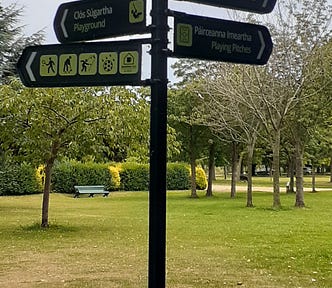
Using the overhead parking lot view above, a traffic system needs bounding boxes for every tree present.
[96,87,151,163]
[0,81,114,227]
[196,64,263,206]
[168,84,212,198]
[0,3,43,82]
[282,3,332,206]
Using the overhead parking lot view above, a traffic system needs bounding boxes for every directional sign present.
[172,13,273,65]
[176,0,277,14]
[54,0,147,43]
[17,41,142,87]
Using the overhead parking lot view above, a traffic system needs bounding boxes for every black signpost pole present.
[148,0,168,285]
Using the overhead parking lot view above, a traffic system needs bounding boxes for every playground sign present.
[54,0,147,43]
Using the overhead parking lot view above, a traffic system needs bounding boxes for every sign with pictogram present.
[175,0,277,14]
[17,41,142,87]
[54,0,147,43]
[172,13,273,65]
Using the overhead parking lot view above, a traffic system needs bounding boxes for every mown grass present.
[0,180,332,287]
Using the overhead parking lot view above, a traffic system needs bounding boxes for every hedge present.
[51,161,207,192]
[52,161,120,194]
[118,162,149,191]
[0,161,208,195]
[0,163,42,196]
[167,163,190,190]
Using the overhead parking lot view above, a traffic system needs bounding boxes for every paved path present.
[212,184,332,193]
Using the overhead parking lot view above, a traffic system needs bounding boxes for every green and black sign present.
[17,41,142,87]
[54,0,147,43]
[173,13,273,65]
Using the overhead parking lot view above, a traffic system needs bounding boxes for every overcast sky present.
[3,0,331,43]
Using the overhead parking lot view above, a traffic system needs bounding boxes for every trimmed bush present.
[0,163,41,196]
[52,161,77,194]
[51,161,207,193]
[167,163,190,190]
[119,162,149,191]
[195,166,208,190]
[52,161,120,193]
[108,166,121,191]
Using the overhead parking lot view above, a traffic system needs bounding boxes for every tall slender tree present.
[0,3,43,82]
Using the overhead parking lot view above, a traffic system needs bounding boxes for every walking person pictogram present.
[63,56,72,73]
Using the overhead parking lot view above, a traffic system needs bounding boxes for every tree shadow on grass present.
[21,222,79,233]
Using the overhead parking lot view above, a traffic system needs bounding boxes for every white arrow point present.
[257,31,265,60]
[61,9,69,38]
[26,52,37,82]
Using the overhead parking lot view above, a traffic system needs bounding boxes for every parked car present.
[303,167,312,175]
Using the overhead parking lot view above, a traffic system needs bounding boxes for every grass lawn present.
[0,179,332,287]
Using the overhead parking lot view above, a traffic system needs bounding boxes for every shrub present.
[73,162,110,187]
[195,166,208,190]
[119,162,149,191]
[35,165,45,191]
[52,161,76,194]
[0,163,41,196]
[108,166,120,191]
[167,163,190,190]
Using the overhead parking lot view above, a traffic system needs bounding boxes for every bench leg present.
[89,193,94,198]
[103,193,109,197]
[74,193,79,198]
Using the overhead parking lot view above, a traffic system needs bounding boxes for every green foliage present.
[0,163,41,195]
[166,163,190,190]
[108,166,121,191]
[119,162,149,191]
[0,3,44,82]
[52,161,76,194]
[52,161,119,193]
[45,160,207,193]
[195,166,208,190]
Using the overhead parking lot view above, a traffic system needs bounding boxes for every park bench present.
[73,185,109,198]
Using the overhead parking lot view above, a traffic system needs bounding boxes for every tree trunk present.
[294,141,305,207]
[41,160,53,228]
[230,141,237,198]
[190,158,197,198]
[246,142,255,207]
[206,141,215,197]
[272,130,281,208]
[287,154,295,193]
[237,153,244,181]
[41,141,59,228]
[311,165,317,193]
[330,154,332,183]
[211,165,216,181]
